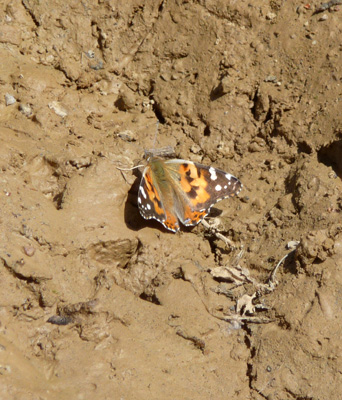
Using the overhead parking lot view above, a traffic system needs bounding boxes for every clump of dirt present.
[0,1,342,399]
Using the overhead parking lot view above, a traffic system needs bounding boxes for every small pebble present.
[286,241,300,250]
[90,60,103,70]
[248,223,258,232]
[219,76,232,94]
[69,157,92,169]
[47,315,73,325]
[48,101,68,118]
[190,144,202,154]
[248,142,264,152]
[23,246,35,257]
[142,100,150,109]
[264,75,277,83]
[115,88,136,111]
[334,239,342,255]
[0,365,11,374]
[117,130,136,142]
[266,12,277,20]
[86,50,95,58]
[319,14,328,22]
[5,94,16,106]
[19,103,33,117]
[253,197,266,209]
[317,291,334,320]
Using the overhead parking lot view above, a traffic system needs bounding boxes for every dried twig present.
[223,315,274,324]
[201,219,236,248]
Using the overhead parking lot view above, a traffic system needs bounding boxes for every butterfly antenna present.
[116,164,145,171]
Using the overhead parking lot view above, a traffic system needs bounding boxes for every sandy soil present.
[0,1,342,399]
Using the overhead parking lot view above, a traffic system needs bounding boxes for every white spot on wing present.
[138,197,142,204]
[140,186,147,199]
[225,173,232,181]
[209,167,217,181]
[147,203,151,210]
[215,184,222,191]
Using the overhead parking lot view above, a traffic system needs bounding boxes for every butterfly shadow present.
[122,167,143,231]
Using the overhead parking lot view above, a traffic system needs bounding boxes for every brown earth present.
[0,1,342,399]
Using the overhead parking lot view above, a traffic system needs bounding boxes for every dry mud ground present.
[0,1,342,399]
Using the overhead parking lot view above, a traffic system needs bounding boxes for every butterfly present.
[137,151,242,232]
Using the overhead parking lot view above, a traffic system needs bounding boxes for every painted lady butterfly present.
[138,151,242,232]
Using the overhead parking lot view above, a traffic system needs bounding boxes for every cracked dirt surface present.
[0,1,342,399]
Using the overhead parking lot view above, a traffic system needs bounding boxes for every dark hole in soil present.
[204,125,211,136]
[317,139,342,179]
[139,292,161,305]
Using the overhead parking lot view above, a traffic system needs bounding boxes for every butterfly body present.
[138,155,242,233]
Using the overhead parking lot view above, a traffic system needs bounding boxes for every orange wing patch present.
[164,210,180,231]
[182,206,207,226]
[179,163,210,205]
[144,171,164,216]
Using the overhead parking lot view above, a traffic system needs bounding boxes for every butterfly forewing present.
[166,160,242,206]
[164,160,242,226]
[195,164,242,210]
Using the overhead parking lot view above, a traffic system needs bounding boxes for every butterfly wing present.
[138,164,180,232]
[164,160,242,227]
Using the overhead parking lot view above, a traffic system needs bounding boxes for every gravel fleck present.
[5,93,16,106]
